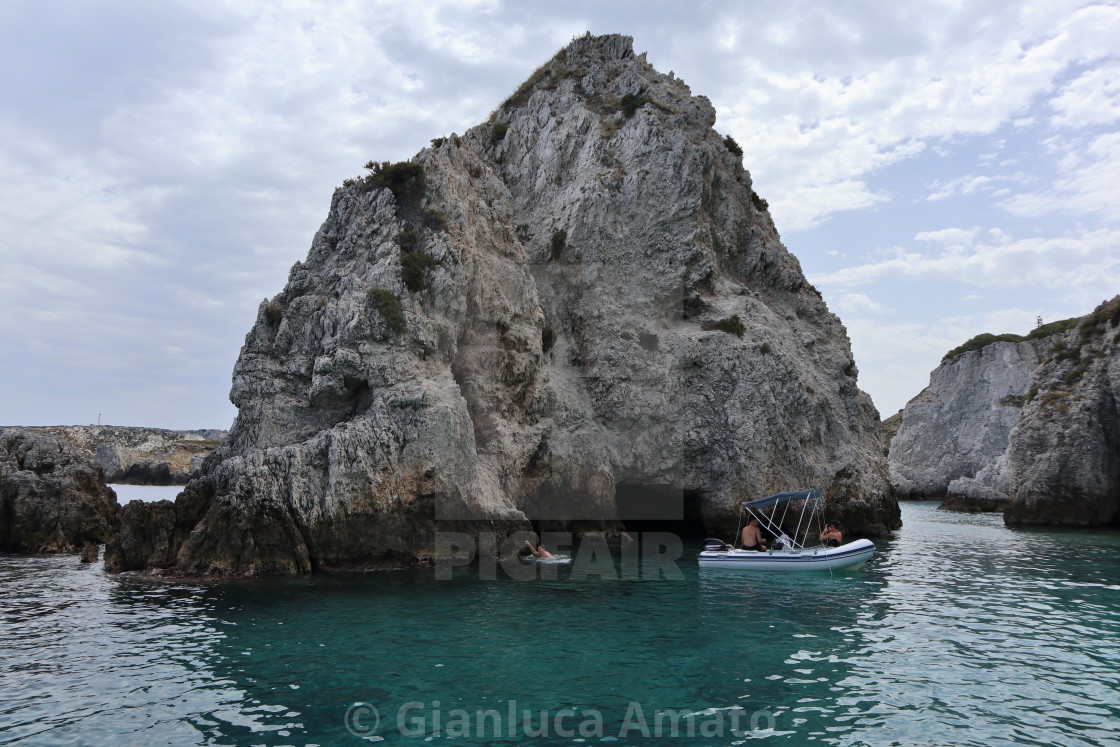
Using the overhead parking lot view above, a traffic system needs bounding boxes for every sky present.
[1,0,1118,429]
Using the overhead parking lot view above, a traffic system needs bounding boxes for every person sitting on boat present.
[523,539,553,560]
[819,523,842,548]
[740,518,767,552]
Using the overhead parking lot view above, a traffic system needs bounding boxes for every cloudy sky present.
[2,0,1118,429]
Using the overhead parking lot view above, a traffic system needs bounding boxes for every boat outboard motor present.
[703,538,731,552]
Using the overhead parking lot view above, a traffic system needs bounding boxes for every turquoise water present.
[2,502,1119,745]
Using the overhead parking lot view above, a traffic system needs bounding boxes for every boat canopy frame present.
[740,489,824,551]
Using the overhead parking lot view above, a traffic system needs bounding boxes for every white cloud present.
[1000,132,1120,222]
[810,228,1120,300]
[832,292,894,316]
[914,227,982,246]
[715,1,1120,230]
[1050,60,1120,128]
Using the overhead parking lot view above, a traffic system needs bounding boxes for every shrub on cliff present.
[620,93,649,117]
[723,135,743,157]
[943,315,1082,362]
[366,161,426,207]
[263,301,283,325]
[550,229,567,260]
[708,315,745,338]
[943,333,1025,361]
[1026,317,1078,340]
[369,288,406,335]
[401,251,437,292]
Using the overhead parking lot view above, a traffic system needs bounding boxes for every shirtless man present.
[523,539,553,559]
[819,523,842,547]
[740,518,767,551]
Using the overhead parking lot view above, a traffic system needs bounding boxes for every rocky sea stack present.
[107,33,898,576]
[0,428,119,553]
[889,297,1120,526]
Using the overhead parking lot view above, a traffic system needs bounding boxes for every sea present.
[2,500,1118,746]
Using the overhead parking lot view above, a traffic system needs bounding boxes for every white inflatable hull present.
[697,539,876,571]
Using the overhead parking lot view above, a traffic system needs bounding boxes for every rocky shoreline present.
[21,425,227,485]
[0,428,119,555]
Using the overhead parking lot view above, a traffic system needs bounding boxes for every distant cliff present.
[889,299,1120,526]
[22,426,227,485]
[108,33,898,577]
[889,339,1045,500]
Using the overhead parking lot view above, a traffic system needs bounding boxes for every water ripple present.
[2,503,1120,745]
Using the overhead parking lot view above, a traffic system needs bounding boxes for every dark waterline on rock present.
[2,502,1119,745]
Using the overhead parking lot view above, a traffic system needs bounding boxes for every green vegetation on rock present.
[550,229,567,260]
[712,315,745,338]
[620,93,649,118]
[401,251,437,292]
[369,288,406,335]
[942,316,1080,362]
[366,160,426,208]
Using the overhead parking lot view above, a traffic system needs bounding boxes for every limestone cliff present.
[107,34,897,576]
[1003,298,1120,526]
[889,298,1120,526]
[0,428,119,553]
[889,340,1044,499]
[21,426,227,485]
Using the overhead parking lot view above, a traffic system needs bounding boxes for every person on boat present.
[523,539,553,560]
[819,523,842,547]
[740,518,767,551]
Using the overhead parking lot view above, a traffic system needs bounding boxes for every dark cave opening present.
[612,483,710,538]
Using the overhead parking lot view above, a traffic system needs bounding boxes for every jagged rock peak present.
[107,33,898,576]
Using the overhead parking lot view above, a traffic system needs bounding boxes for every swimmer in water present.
[523,539,553,560]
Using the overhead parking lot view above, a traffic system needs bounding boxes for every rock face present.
[20,426,227,485]
[889,340,1044,499]
[880,410,903,457]
[0,427,119,553]
[890,297,1120,526]
[1003,299,1120,526]
[107,34,898,576]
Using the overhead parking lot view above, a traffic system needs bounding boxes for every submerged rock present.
[80,542,99,563]
[0,428,119,553]
[108,33,897,576]
[940,477,1011,513]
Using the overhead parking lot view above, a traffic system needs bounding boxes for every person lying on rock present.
[740,518,767,551]
[523,539,553,560]
[819,523,842,548]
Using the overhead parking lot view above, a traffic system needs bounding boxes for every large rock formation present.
[0,427,119,553]
[20,426,227,485]
[1003,299,1120,525]
[889,340,1044,499]
[889,298,1120,526]
[106,34,898,576]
